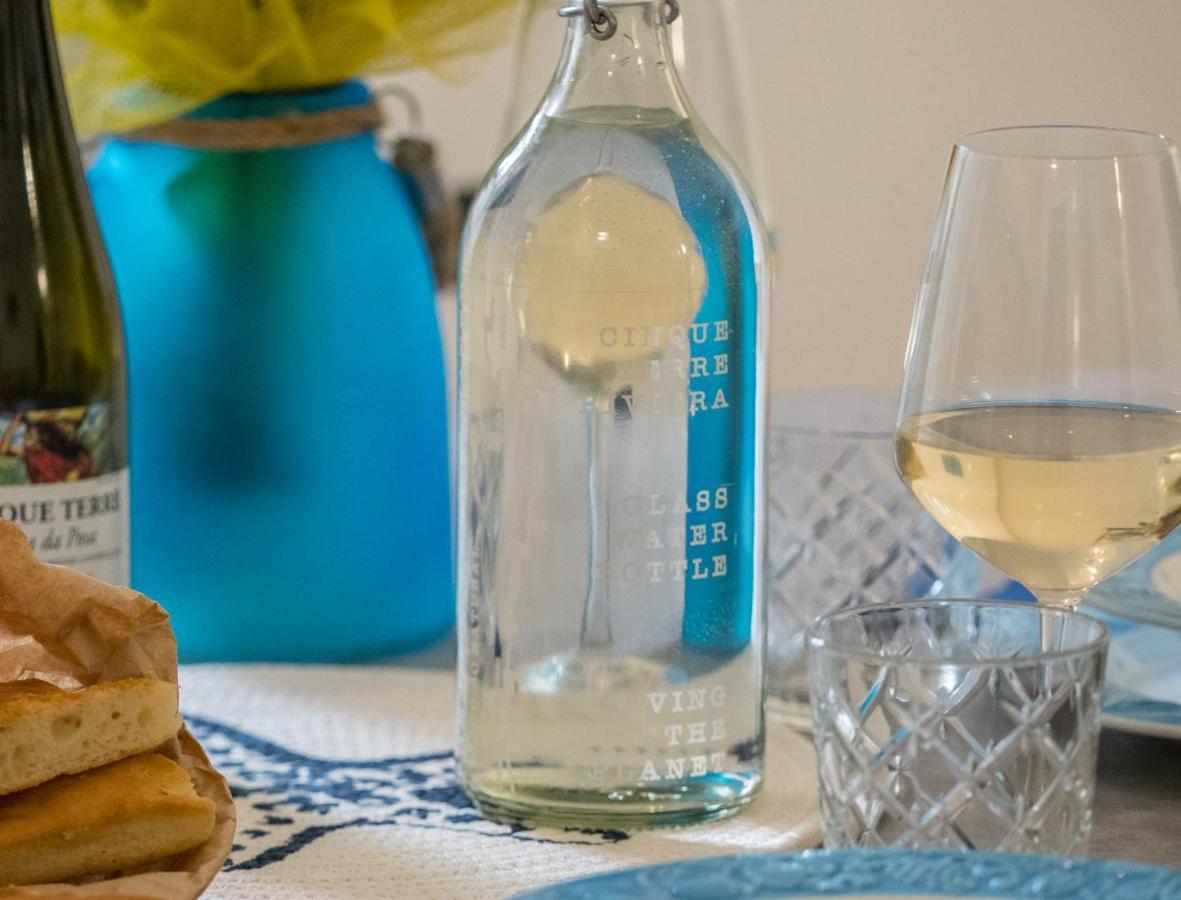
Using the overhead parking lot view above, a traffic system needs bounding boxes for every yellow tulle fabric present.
[52,0,524,136]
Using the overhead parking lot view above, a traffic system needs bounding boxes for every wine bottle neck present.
[543,2,692,124]
[0,0,76,153]
[0,0,120,412]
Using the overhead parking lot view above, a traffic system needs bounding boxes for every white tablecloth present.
[179,665,820,900]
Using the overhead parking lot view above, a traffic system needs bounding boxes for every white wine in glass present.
[897,127,1181,609]
[898,403,1181,606]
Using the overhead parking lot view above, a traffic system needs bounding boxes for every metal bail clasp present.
[582,0,617,40]
[559,0,681,42]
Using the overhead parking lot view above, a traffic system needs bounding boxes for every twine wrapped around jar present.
[122,101,385,150]
[119,95,459,285]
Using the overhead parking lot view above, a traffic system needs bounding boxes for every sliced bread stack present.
[0,678,216,886]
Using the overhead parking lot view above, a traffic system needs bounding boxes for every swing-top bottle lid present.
[558,0,679,41]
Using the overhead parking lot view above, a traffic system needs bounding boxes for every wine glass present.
[896,126,1181,610]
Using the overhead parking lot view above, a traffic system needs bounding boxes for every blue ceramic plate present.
[516,849,1181,899]
[1098,612,1181,740]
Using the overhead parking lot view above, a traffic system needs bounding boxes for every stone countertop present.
[1090,728,1181,867]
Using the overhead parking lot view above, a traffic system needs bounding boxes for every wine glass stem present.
[1032,590,1084,661]
[580,394,614,649]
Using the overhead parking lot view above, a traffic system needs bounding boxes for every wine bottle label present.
[0,404,129,586]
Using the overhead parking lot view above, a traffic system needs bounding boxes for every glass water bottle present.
[457,0,769,827]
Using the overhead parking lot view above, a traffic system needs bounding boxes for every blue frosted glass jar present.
[88,81,453,661]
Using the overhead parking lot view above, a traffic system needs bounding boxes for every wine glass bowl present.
[896,126,1181,608]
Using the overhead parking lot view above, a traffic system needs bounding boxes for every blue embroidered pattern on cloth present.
[188,716,629,872]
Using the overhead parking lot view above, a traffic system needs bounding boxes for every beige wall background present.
[396,1,1181,397]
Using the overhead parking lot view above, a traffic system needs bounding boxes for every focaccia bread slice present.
[0,752,216,886]
[0,677,180,796]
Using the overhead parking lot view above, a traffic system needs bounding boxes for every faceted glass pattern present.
[808,601,1107,854]
[767,392,960,713]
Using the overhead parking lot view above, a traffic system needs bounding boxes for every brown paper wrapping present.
[0,521,236,898]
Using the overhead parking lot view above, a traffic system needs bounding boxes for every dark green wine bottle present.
[0,0,129,583]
